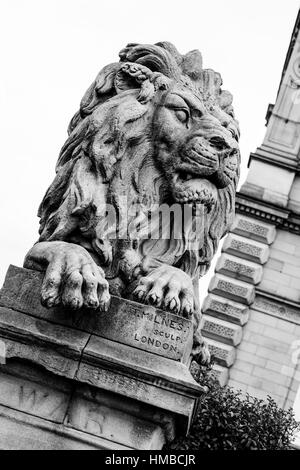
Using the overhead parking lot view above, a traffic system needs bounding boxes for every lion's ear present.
[181,50,203,80]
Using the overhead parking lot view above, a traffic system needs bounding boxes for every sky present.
[0,0,299,301]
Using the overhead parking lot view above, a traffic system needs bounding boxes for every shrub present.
[166,364,300,450]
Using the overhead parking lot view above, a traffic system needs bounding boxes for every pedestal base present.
[0,265,205,450]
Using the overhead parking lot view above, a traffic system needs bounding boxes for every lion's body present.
[25,42,240,363]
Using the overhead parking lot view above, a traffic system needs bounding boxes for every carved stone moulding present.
[200,314,243,347]
[222,234,270,265]
[208,274,255,305]
[200,210,276,385]
[231,214,276,244]
[215,253,263,285]
[0,265,205,450]
[202,294,249,326]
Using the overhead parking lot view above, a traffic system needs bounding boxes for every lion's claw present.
[133,265,195,317]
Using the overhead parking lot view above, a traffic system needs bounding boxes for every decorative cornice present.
[282,218,300,233]
[236,195,288,224]
[236,194,300,234]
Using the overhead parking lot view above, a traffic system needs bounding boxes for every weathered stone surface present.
[73,383,177,443]
[0,265,193,363]
[205,338,236,367]
[0,265,206,449]
[0,404,129,450]
[0,360,175,450]
[222,234,269,264]
[208,274,255,305]
[0,305,88,379]
[95,300,193,363]
[202,294,249,325]
[0,281,203,419]
[201,314,243,346]
[216,253,263,285]
[231,214,276,244]
[0,369,70,423]
[79,336,201,424]
[67,393,164,450]
[0,304,89,356]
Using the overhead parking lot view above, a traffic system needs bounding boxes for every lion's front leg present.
[24,241,110,311]
[132,264,194,317]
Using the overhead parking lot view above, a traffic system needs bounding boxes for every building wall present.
[228,304,300,408]
[260,230,300,303]
[202,216,300,409]
[228,228,300,407]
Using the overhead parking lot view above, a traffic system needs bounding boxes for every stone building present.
[201,10,300,418]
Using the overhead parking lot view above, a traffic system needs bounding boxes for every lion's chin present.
[172,177,218,208]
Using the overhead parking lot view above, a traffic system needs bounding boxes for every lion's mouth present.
[172,171,218,208]
[170,144,238,206]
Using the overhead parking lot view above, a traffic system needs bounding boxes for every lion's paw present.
[132,265,194,317]
[25,241,110,312]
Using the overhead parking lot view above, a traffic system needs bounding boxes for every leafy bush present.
[166,364,300,450]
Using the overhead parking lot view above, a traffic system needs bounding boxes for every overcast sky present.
[0,0,299,300]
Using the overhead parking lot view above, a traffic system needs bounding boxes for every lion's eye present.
[174,108,189,123]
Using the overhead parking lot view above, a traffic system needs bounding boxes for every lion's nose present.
[208,135,230,151]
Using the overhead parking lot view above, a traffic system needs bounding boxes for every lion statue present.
[24,42,240,365]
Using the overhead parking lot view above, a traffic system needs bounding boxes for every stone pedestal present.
[0,265,205,450]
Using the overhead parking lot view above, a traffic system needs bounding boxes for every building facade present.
[201,10,300,412]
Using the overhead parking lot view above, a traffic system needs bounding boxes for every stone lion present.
[24,42,240,364]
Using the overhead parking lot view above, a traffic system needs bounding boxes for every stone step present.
[208,274,255,305]
[202,294,249,326]
[201,314,243,346]
[215,253,263,285]
[206,338,236,367]
[222,233,269,264]
[231,214,276,244]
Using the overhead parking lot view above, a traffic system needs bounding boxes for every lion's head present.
[38,42,240,292]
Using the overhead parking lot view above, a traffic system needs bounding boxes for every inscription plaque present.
[96,297,193,362]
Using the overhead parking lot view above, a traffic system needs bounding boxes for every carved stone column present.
[0,265,204,450]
